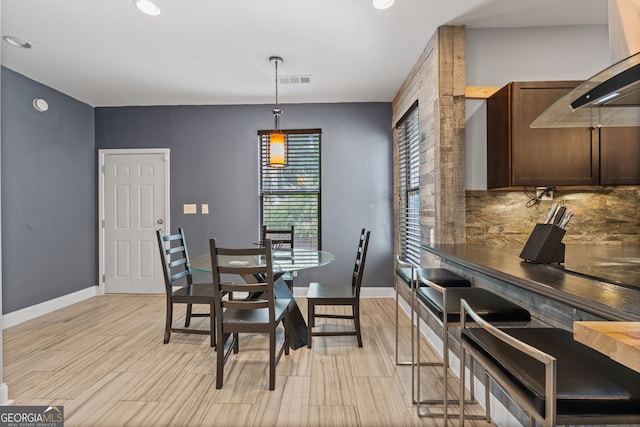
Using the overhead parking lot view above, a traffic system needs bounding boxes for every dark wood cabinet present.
[487,81,597,189]
[487,81,640,189]
[600,127,640,185]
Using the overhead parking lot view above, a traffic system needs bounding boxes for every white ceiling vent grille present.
[279,75,311,85]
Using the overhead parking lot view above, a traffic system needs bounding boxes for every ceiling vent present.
[279,75,311,85]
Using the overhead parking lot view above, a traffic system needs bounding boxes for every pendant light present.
[373,0,394,10]
[268,56,287,168]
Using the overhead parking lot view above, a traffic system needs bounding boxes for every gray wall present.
[0,24,613,312]
[465,25,610,190]
[0,65,393,314]
[1,67,96,313]
[95,102,394,288]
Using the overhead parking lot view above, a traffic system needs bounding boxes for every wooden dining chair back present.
[262,225,295,289]
[261,225,295,249]
[306,228,370,348]
[156,228,216,347]
[209,238,291,390]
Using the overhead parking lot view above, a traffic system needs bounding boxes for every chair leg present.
[460,343,466,426]
[485,371,492,423]
[164,299,173,344]
[307,301,314,349]
[233,333,239,354]
[269,330,276,390]
[283,314,291,356]
[354,303,363,347]
[185,303,193,327]
[209,303,216,348]
[443,320,449,421]
[216,332,225,389]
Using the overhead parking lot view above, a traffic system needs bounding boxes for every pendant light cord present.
[274,58,279,109]
[270,56,284,130]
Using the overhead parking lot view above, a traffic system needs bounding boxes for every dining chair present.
[209,238,292,390]
[262,225,295,289]
[156,228,216,347]
[306,228,370,348]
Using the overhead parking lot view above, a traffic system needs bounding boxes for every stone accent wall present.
[466,187,640,245]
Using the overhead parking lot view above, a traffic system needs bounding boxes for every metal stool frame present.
[415,272,487,421]
[394,256,419,402]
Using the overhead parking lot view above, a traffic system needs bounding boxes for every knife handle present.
[553,206,566,225]
[559,211,573,228]
[544,203,558,224]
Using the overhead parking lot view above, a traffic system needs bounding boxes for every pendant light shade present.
[269,131,286,167]
[268,56,287,168]
[373,0,394,10]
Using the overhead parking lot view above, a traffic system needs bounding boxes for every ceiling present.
[1,0,608,107]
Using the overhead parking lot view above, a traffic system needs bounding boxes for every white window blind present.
[397,104,420,265]
[259,129,322,250]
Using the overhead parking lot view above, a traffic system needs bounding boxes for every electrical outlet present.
[536,187,554,201]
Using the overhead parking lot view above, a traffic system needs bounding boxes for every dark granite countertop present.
[423,244,640,321]
[560,245,640,289]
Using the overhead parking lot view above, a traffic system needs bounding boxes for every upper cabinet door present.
[511,82,598,187]
[600,127,640,186]
[487,81,598,189]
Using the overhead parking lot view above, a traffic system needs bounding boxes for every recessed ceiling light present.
[373,0,394,9]
[3,35,32,49]
[33,98,49,112]
[134,0,162,16]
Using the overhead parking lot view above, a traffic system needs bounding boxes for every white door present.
[99,149,170,294]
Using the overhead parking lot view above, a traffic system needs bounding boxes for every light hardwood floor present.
[4,295,490,426]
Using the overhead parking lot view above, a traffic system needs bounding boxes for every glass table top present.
[190,248,335,274]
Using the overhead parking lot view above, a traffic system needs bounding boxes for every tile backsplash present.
[466,187,640,245]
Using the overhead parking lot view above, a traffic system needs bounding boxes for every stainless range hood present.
[531,51,640,128]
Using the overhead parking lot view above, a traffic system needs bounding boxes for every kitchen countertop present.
[573,321,640,373]
[560,245,640,289]
[423,244,640,321]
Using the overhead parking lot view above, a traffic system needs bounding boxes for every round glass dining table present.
[189,248,335,275]
[189,248,334,350]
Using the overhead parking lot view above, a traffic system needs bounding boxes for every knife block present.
[519,223,566,264]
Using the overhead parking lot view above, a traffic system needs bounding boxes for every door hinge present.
[102,274,106,282]
[101,165,105,173]
[102,220,105,228]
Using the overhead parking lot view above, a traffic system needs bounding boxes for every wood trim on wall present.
[465,86,500,99]
[437,26,467,245]
[391,25,467,255]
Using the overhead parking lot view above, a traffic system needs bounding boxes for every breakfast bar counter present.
[422,244,640,322]
[573,321,640,372]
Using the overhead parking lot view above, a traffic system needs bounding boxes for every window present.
[397,104,420,265]
[259,129,322,250]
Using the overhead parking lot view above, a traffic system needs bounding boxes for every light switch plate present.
[202,204,209,214]
[183,203,197,214]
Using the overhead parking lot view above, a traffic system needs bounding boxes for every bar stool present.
[415,272,531,420]
[395,259,472,403]
[396,264,472,365]
[394,257,416,367]
[394,257,418,404]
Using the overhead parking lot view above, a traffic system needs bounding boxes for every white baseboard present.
[2,285,385,328]
[0,383,11,406]
[293,286,395,298]
[2,286,99,329]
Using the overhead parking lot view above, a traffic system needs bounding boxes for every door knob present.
[157,219,164,225]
